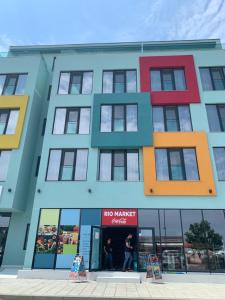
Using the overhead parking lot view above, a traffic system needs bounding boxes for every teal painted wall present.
[91,92,152,148]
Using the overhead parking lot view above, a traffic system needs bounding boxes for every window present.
[23,224,30,250]
[153,105,192,132]
[0,109,19,135]
[0,150,11,181]
[53,107,91,134]
[100,104,137,132]
[46,149,88,181]
[150,68,186,91]
[206,104,225,132]
[99,150,139,181]
[0,74,27,95]
[200,67,225,90]
[213,147,225,181]
[103,70,136,93]
[155,148,199,181]
[58,71,93,95]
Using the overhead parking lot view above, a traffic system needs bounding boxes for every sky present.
[0,0,225,51]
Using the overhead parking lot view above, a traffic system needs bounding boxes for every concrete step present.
[96,271,141,283]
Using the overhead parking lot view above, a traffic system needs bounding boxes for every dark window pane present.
[66,110,78,134]
[162,70,174,90]
[211,68,225,90]
[61,152,74,180]
[153,107,164,132]
[218,105,225,131]
[113,151,125,181]
[181,210,209,271]
[183,148,199,180]
[155,149,169,180]
[151,70,161,91]
[114,72,125,93]
[0,75,6,95]
[113,105,125,132]
[3,75,17,95]
[213,148,225,180]
[200,68,213,91]
[206,105,221,132]
[165,107,179,131]
[169,150,184,180]
[203,210,225,271]
[70,74,82,94]
[0,112,8,134]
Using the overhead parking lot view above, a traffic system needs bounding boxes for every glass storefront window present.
[203,210,225,272]
[160,210,185,272]
[181,210,209,272]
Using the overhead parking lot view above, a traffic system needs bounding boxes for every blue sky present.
[0,0,225,51]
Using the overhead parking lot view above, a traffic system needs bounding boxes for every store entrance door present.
[102,227,137,271]
[138,227,156,271]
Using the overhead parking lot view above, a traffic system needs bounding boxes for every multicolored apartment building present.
[0,39,225,274]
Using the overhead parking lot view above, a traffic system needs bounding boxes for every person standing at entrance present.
[122,233,133,271]
[104,238,113,270]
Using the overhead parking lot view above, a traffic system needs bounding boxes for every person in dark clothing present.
[104,238,113,270]
[122,233,133,271]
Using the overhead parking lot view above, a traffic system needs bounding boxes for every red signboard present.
[102,209,138,226]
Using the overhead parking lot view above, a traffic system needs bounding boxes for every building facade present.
[0,39,225,273]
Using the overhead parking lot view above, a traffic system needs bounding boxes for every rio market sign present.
[101,208,138,226]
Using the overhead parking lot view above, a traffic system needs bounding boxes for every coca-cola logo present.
[112,218,127,224]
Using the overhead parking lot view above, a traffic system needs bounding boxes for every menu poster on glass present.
[79,225,91,269]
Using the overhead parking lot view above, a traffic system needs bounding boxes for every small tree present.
[185,220,223,250]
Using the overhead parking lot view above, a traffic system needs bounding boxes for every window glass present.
[174,69,186,90]
[213,148,225,180]
[153,107,164,132]
[160,210,185,271]
[127,151,139,181]
[181,210,208,271]
[169,150,184,180]
[126,70,136,92]
[150,70,161,91]
[99,151,111,181]
[162,70,173,90]
[183,149,199,180]
[82,72,93,94]
[15,74,27,95]
[114,72,125,93]
[53,109,66,134]
[126,105,137,132]
[61,151,74,180]
[70,73,82,94]
[211,68,225,90]
[206,105,221,132]
[165,107,179,131]
[113,151,125,181]
[3,75,17,95]
[203,210,225,272]
[113,105,125,132]
[66,110,78,134]
[155,149,169,180]
[58,73,70,94]
[100,105,112,132]
[46,150,62,180]
[0,75,6,95]
[0,151,11,181]
[0,111,8,134]
[103,71,113,93]
[6,110,19,134]
[200,68,213,90]
[79,108,90,134]
[74,149,88,180]
[178,106,192,131]
[218,105,225,131]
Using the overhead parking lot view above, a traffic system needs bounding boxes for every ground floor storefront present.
[31,208,225,273]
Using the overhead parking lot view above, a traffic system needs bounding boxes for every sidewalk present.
[0,278,225,299]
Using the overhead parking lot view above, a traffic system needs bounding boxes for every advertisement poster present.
[79,225,91,268]
[36,225,58,254]
[146,255,162,281]
[69,255,86,281]
[57,225,79,255]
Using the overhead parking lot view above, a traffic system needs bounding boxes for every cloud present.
[0,34,26,52]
